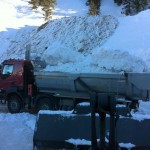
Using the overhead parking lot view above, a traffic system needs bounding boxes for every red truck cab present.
[0,59,34,113]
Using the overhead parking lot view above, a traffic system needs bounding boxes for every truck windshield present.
[2,64,13,75]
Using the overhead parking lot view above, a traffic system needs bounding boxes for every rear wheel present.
[7,95,22,113]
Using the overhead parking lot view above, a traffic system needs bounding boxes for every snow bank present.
[43,15,118,55]
[0,113,36,150]
[1,11,149,73]
[0,15,122,73]
[102,9,150,71]
[3,15,117,60]
[0,26,36,59]
[91,49,147,72]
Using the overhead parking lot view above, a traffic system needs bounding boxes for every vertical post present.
[109,95,117,150]
[25,44,31,60]
[99,112,106,150]
[109,115,117,149]
[91,93,98,150]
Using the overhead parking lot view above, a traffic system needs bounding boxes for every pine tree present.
[88,0,101,16]
[28,0,39,9]
[40,0,56,20]
[114,0,123,6]
[122,0,149,15]
[133,0,148,14]
[122,0,132,15]
[28,0,57,21]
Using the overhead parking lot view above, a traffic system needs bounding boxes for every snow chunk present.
[77,102,90,106]
[39,110,73,115]
[119,143,135,149]
[91,49,147,72]
[131,100,150,121]
[66,138,91,145]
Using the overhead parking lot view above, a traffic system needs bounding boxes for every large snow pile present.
[102,10,150,71]
[1,11,149,73]
[0,15,118,61]
[0,1,150,73]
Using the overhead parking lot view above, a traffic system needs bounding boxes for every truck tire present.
[7,95,22,113]
[37,98,54,111]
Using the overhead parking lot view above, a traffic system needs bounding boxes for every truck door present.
[23,62,34,94]
[0,64,14,90]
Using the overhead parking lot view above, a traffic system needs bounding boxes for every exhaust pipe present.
[25,44,31,60]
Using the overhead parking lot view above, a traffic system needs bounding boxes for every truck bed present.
[34,72,150,101]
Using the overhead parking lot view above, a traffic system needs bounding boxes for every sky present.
[0,0,150,149]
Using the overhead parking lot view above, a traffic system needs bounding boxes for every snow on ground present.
[0,101,150,150]
[0,112,36,150]
[0,0,150,149]
[131,100,150,121]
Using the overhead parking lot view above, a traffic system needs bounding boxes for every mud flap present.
[33,111,100,149]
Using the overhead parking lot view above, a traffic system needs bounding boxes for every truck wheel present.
[7,95,22,113]
[37,98,54,111]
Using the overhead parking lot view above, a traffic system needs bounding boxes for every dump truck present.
[1,59,150,113]
[0,59,150,149]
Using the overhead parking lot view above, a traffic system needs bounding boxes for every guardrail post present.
[90,93,98,150]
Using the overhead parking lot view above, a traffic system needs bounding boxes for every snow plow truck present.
[0,58,150,149]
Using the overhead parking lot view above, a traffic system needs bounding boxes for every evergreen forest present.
[28,0,150,21]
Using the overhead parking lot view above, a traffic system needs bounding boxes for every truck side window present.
[2,64,13,75]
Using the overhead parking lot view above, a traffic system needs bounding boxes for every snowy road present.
[0,110,36,150]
